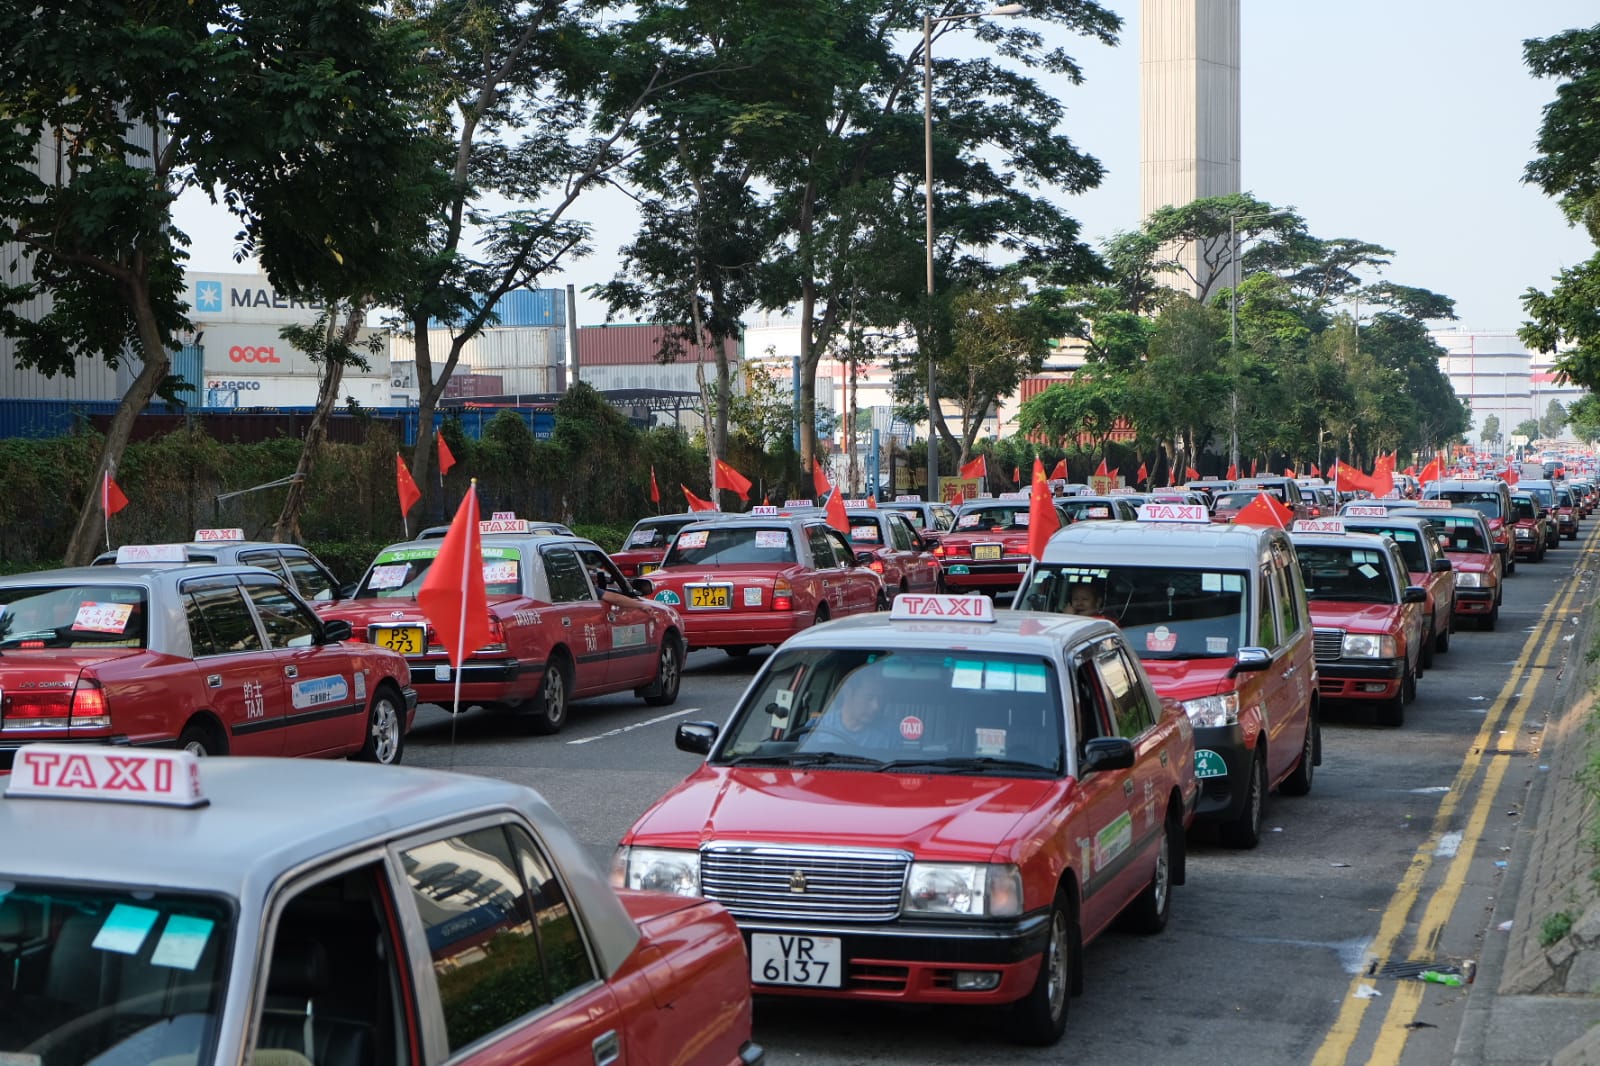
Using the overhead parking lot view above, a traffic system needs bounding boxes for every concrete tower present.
[1140,0,1241,294]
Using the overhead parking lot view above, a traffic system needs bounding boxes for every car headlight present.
[1455,572,1482,588]
[1180,692,1239,728]
[903,863,1022,917]
[611,846,700,896]
[1341,633,1398,659]
[1515,528,1532,539]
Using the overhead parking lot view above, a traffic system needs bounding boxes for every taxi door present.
[824,527,879,615]
[804,526,852,617]
[240,574,363,757]
[1262,550,1313,788]
[538,545,611,698]
[1072,645,1147,941]
[177,576,287,755]
[578,546,657,689]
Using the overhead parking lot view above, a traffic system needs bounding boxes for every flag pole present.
[102,470,110,552]
[448,480,475,770]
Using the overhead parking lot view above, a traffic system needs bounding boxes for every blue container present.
[170,344,204,404]
[428,289,566,330]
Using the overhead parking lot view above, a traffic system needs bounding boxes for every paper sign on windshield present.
[73,602,133,634]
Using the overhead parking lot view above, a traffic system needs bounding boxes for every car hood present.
[1137,656,1239,701]
[625,765,1065,864]
[1444,551,1492,573]
[1307,601,1402,632]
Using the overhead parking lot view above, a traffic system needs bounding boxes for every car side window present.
[542,547,592,603]
[282,552,338,602]
[1072,656,1111,754]
[182,579,265,656]
[885,515,910,551]
[238,550,290,580]
[807,526,840,569]
[1272,557,1303,641]
[402,824,596,1053]
[242,577,320,648]
[576,547,629,597]
[825,528,858,566]
[1094,643,1155,739]
[1255,569,1278,648]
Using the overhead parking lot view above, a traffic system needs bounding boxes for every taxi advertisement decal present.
[354,671,367,702]
[1194,749,1228,778]
[292,675,350,710]
[1094,812,1133,873]
[612,624,647,649]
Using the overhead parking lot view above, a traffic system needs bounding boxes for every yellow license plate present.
[688,585,732,609]
[373,626,425,654]
[973,544,1003,561]
[640,563,659,575]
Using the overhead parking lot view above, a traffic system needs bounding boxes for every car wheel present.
[1219,749,1265,849]
[1420,626,1436,669]
[1121,810,1176,934]
[1434,619,1450,654]
[523,657,570,735]
[936,573,948,594]
[178,722,225,758]
[353,684,405,765]
[724,646,751,658]
[1279,708,1316,797]
[1378,673,1407,728]
[642,638,682,708]
[1480,604,1499,631]
[1402,661,1418,704]
[1505,557,1516,576]
[1010,891,1074,1046]
[875,591,891,612]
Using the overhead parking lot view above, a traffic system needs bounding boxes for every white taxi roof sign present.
[479,518,529,534]
[782,499,813,509]
[890,593,996,622]
[1345,505,1390,517]
[193,528,245,542]
[751,505,781,516]
[491,511,517,520]
[1292,519,1346,535]
[7,745,206,808]
[1136,503,1209,523]
[894,495,922,502]
[1414,500,1452,509]
[115,544,188,564]
[843,499,868,509]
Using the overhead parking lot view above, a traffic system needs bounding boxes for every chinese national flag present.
[812,460,832,498]
[1227,463,1238,480]
[1284,467,1296,479]
[1049,458,1068,481]
[436,431,456,477]
[1310,463,1320,477]
[960,455,987,480]
[416,483,493,671]
[1093,457,1108,479]
[1232,492,1293,529]
[102,472,129,517]
[1404,465,1416,476]
[682,484,718,512]
[1504,464,1520,486]
[867,495,877,509]
[1250,458,1258,477]
[1027,457,1061,560]
[825,484,850,535]
[1136,461,1148,486]
[1013,466,1022,485]
[1186,465,1201,481]
[395,454,422,516]
[1419,457,1441,485]
[649,466,661,504]
[714,459,752,500]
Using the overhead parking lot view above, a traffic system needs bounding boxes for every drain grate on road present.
[1367,959,1462,980]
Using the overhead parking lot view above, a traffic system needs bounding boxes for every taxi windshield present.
[1345,526,1426,571]
[664,527,796,566]
[1018,564,1249,660]
[0,585,149,650]
[1296,546,1396,603]
[1422,518,1488,552]
[355,548,522,598]
[1511,497,1539,521]
[954,506,1030,532]
[1059,500,1115,521]
[624,519,695,550]
[0,882,232,1064]
[716,648,1063,776]
[1429,490,1503,520]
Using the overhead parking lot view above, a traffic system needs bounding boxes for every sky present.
[173,1,1599,337]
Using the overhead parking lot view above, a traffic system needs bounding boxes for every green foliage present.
[1542,399,1570,439]
[1481,415,1502,444]
[1540,910,1575,949]
[1515,418,1543,442]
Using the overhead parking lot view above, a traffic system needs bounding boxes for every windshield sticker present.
[899,715,924,741]
[677,530,709,550]
[92,904,160,956]
[1391,530,1418,542]
[150,915,214,971]
[367,564,410,590]
[984,662,1017,691]
[628,530,657,547]
[1351,551,1381,564]
[775,689,793,709]
[975,727,1006,757]
[1223,575,1243,592]
[72,602,133,634]
[482,561,518,584]
[1357,564,1380,579]
[951,660,985,689]
[754,531,787,548]
[850,526,879,541]
[1206,636,1230,654]
[1146,626,1178,653]
[1087,507,1110,518]
[1016,663,1048,693]
[958,514,981,528]
[1014,512,1030,525]
[743,587,763,606]
[1201,573,1222,592]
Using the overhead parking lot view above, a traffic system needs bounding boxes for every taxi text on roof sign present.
[193,528,245,542]
[1345,505,1390,517]
[842,499,868,510]
[750,505,780,516]
[1293,519,1346,535]
[889,593,996,622]
[782,499,813,509]
[1415,500,1452,509]
[480,517,529,534]
[1136,503,1209,523]
[6,745,206,808]
[116,544,188,564]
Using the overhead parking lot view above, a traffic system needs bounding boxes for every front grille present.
[1312,628,1344,662]
[701,844,911,922]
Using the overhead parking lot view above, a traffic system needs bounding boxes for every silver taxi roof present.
[0,563,273,588]
[1039,520,1288,568]
[781,607,1117,658]
[1285,530,1396,553]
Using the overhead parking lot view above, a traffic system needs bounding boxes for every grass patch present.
[1542,910,1576,948]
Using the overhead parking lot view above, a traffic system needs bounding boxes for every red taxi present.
[612,512,707,577]
[1289,522,1428,727]
[320,529,684,734]
[1018,507,1319,849]
[1396,504,1504,629]
[615,594,1197,1046]
[1508,492,1549,563]
[936,497,1068,595]
[94,532,345,602]
[640,513,887,657]
[1339,510,1457,663]
[1423,478,1516,568]
[844,503,942,594]
[0,565,416,770]
[1207,489,1263,523]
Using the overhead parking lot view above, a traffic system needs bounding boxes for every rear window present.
[1511,497,1539,521]
[624,519,694,549]
[1060,500,1115,521]
[1423,518,1488,552]
[1429,490,1504,520]
[955,506,1030,531]
[1348,526,1425,572]
[0,584,150,649]
[356,546,522,598]
[848,518,883,544]
[664,526,797,566]
[1019,563,1249,659]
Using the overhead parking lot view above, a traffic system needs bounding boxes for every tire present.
[1279,707,1317,797]
[1378,673,1407,728]
[724,646,751,658]
[1219,749,1265,849]
[1401,661,1418,704]
[1505,556,1515,576]
[1434,618,1450,654]
[353,684,405,765]
[178,721,226,758]
[1121,812,1176,934]
[523,656,570,735]
[1420,625,1436,669]
[1010,891,1074,1046]
[641,637,682,707]
[1480,604,1498,631]
[875,591,891,612]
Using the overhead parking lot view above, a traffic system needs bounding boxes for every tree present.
[1565,394,1600,443]
[1541,398,1570,439]
[1514,419,1542,442]
[1480,414,1502,445]
[0,0,429,564]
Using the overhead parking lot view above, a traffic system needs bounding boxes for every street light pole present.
[923,4,1022,501]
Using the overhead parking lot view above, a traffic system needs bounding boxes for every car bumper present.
[681,610,808,651]
[735,913,1052,1005]
[1454,588,1495,613]
[404,657,542,705]
[1192,722,1254,823]
[1316,658,1404,700]
[940,561,1030,590]
[0,733,133,773]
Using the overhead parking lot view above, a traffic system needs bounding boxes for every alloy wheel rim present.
[1046,910,1067,1018]
[372,700,399,762]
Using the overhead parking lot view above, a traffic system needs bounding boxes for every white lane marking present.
[1434,830,1463,857]
[1411,786,1451,794]
[567,708,700,745]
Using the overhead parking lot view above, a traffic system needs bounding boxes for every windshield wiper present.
[879,757,1057,775]
[723,751,889,769]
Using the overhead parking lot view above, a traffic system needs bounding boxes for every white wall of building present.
[1434,329,1586,444]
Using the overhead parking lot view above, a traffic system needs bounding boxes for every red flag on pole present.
[714,459,752,500]
[1232,492,1294,529]
[649,466,661,504]
[1310,463,1320,477]
[1136,462,1148,486]
[1013,466,1023,485]
[1027,458,1061,560]
[102,472,129,518]
[1049,458,1067,482]
[436,431,456,478]
[1226,463,1238,480]
[825,484,850,535]
[682,484,718,512]
[396,454,422,516]
[1418,457,1441,485]
[416,482,493,672]
[1093,458,1108,479]
[1108,467,1119,485]
[1250,458,1258,477]
[812,460,832,498]
[959,455,987,480]
[1186,465,1201,481]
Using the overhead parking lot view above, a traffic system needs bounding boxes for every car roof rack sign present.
[7,746,207,808]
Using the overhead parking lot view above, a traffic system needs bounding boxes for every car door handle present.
[592,1030,621,1066]
[1123,779,1134,797]
[207,674,222,689]
[283,665,298,679]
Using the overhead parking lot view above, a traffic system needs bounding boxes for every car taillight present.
[933,544,946,558]
[2,689,71,729]
[773,578,793,611]
[482,615,508,653]
[70,679,110,728]
[1309,506,1322,518]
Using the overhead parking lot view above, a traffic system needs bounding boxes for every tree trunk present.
[63,286,172,566]
[407,313,470,504]
[273,303,364,543]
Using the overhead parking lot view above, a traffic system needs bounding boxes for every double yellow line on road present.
[1311,524,1599,1066]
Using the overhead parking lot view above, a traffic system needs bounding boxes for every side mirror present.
[320,618,353,644]
[631,578,654,597]
[1403,586,1428,604]
[855,551,876,566]
[1081,736,1135,773]
[1228,646,1272,676]
[1432,557,1453,573]
[675,721,718,756]
[338,582,358,599]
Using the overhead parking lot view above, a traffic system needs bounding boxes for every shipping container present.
[454,326,565,370]
[1019,375,1072,403]
[200,373,390,410]
[441,373,505,398]
[187,271,330,326]
[578,362,713,394]
[490,366,564,395]
[577,323,739,366]
[427,288,567,329]
[170,344,204,404]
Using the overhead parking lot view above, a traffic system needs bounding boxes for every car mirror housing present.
[1403,586,1428,604]
[676,721,718,756]
[1228,646,1272,676]
[320,618,353,644]
[1081,736,1135,773]
[1432,557,1453,573]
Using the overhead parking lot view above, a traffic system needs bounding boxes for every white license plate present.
[434,665,451,681]
[750,933,842,988]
